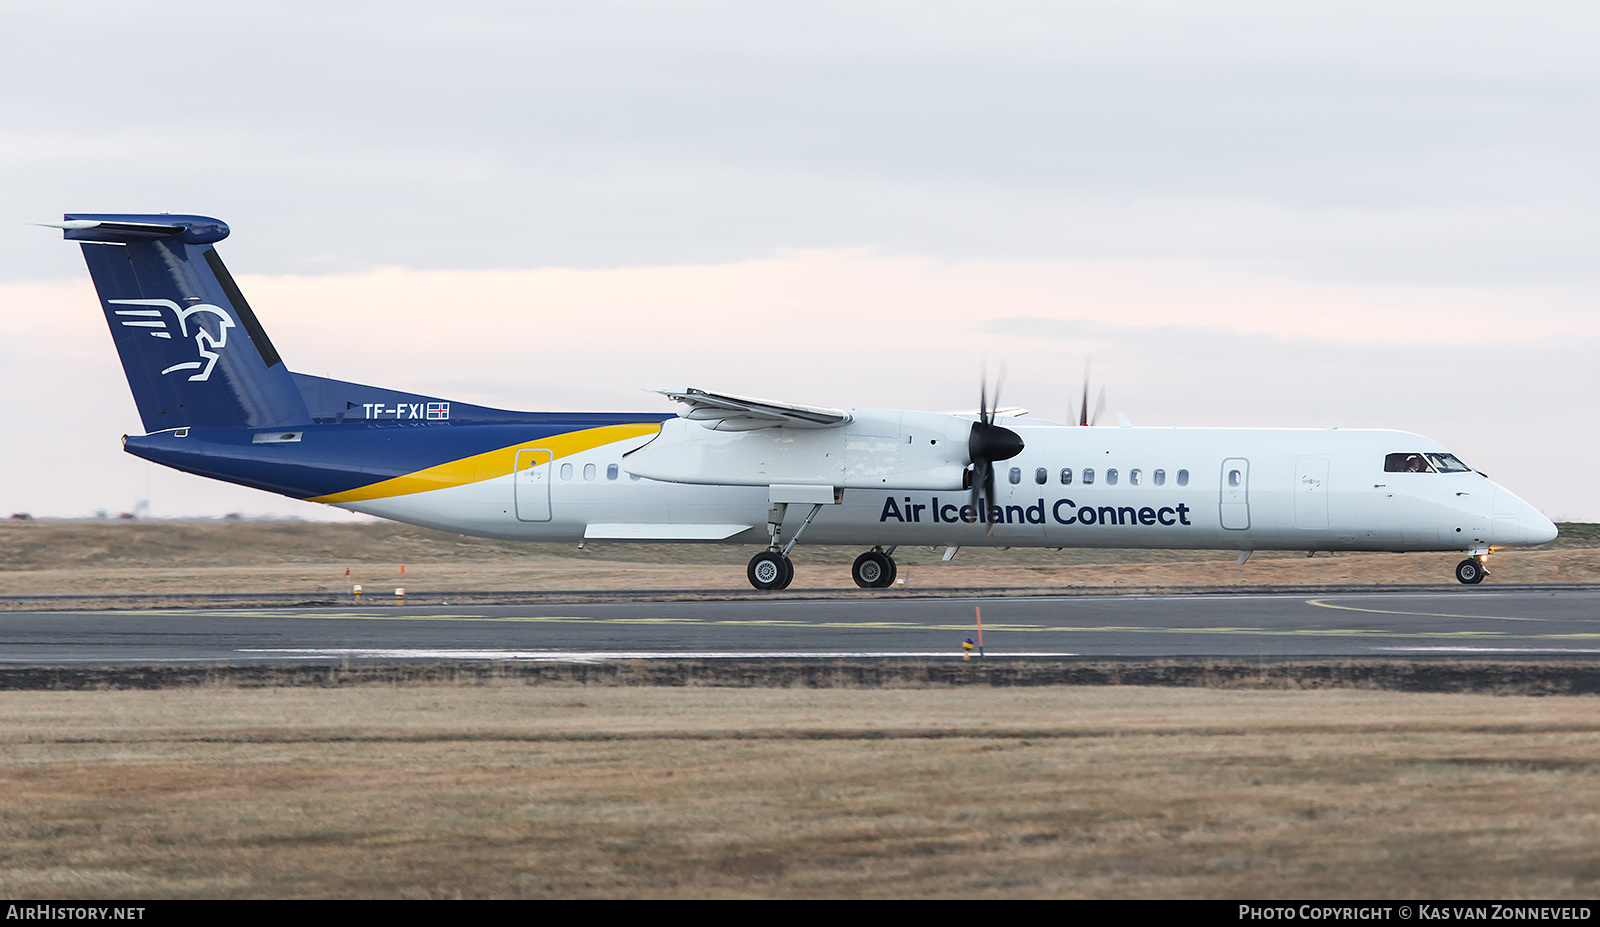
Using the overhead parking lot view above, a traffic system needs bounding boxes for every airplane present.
[45,213,1558,590]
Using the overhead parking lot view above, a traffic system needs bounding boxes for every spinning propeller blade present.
[967,364,1024,534]
[1078,358,1108,427]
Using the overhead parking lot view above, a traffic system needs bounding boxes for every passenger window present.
[1060,468,1072,485]
[1106,468,1119,485]
[1035,467,1048,485]
[607,464,619,480]
[1385,452,1435,473]
[583,463,596,481]
[560,463,573,480]
[1083,468,1095,484]
[1153,469,1165,486]
[1008,467,1021,485]
[1176,469,1189,486]
[1228,469,1241,487]
[1130,468,1141,486]
[629,472,641,481]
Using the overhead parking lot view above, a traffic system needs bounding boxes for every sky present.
[2,1,1597,520]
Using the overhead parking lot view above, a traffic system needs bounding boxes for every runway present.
[2,586,1600,664]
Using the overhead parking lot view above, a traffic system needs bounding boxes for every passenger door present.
[514,449,553,522]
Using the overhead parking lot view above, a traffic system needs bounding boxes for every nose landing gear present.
[1454,554,1489,585]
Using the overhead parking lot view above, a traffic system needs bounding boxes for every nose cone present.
[1525,507,1559,545]
[1491,489,1558,547]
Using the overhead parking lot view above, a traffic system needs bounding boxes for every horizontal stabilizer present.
[48,214,230,245]
[38,219,182,236]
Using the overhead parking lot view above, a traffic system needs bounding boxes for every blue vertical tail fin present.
[58,213,310,432]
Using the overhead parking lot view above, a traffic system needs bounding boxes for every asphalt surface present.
[2,587,1599,664]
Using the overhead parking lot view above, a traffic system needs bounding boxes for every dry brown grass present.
[1,684,1599,898]
[4,521,1597,898]
[1,519,1595,595]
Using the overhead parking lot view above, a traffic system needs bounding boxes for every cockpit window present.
[1384,453,1434,473]
[1426,453,1473,473]
[1385,452,1474,473]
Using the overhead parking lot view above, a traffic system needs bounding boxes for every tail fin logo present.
[108,299,236,382]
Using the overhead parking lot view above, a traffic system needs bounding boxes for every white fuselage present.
[339,422,1556,555]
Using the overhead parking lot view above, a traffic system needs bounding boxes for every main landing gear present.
[747,550,795,590]
[1455,555,1489,585]
[852,547,898,588]
[749,545,902,591]
[746,498,827,591]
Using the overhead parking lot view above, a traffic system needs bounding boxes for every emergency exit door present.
[1220,458,1250,530]
[1294,457,1330,529]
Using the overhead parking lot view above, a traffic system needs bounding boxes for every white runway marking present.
[1371,646,1600,654]
[238,648,1078,662]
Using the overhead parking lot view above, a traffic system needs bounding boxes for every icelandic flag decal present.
[426,402,450,420]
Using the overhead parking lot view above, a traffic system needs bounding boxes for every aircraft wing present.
[651,387,852,431]
[944,406,1030,419]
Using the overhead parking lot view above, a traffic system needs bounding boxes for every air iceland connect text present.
[880,496,1192,527]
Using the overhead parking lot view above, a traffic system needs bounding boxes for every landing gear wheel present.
[852,550,897,589]
[748,551,794,590]
[1455,558,1487,585]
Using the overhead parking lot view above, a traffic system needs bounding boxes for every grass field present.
[3,519,1597,898]
[2,519,1597,595]
[1,683,1598,899]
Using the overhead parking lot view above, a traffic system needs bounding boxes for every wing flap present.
[652,387,852,430]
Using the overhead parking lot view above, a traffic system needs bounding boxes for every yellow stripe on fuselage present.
[308,423,661,504]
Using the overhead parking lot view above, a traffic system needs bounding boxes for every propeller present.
[967,365,1025,531]
[1078,359,1107,427]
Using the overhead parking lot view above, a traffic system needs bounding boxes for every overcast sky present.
[3,2,1597,520]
